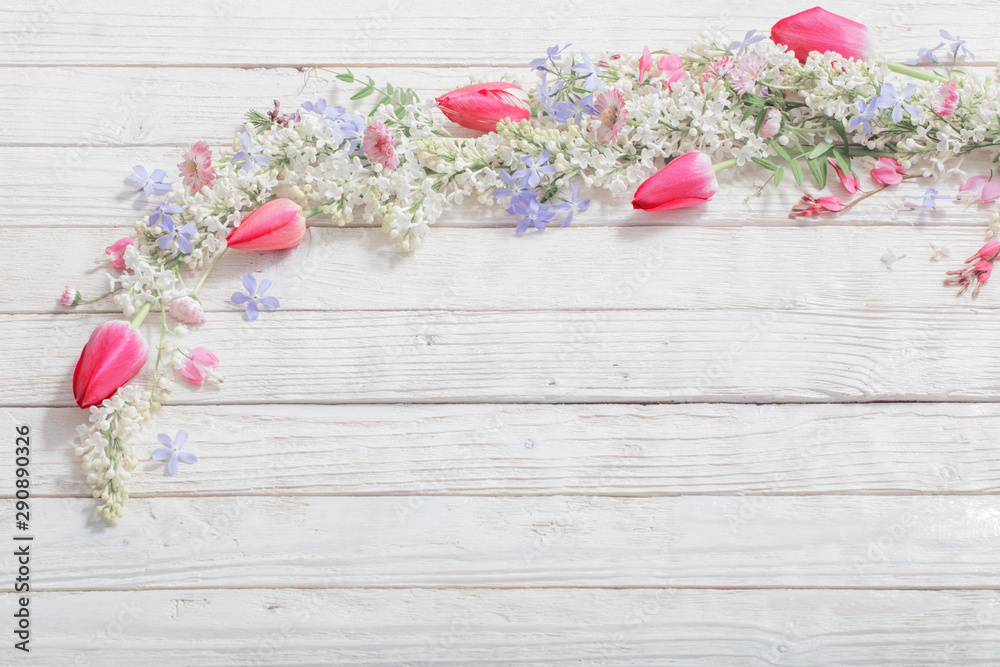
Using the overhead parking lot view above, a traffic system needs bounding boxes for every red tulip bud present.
[73,320,148,409]
[226,198,306,252]
[435,82,531,133]
[632,152,719,211]
[771,7,869,64]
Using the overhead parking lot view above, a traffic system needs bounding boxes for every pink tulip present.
[226,198,306,252]
[932,80,958,117]
[73,320,148,409]
[435,82,531,133]
[771,7,869,64]
[870,157,906,186]
[826,156,860,193]
[632,152,718,211]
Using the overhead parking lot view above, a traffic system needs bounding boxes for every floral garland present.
[63,7,1000,521]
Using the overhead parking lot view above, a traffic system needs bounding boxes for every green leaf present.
[754,111,767,135]
[385,83,393,95]
[807,142,833,160]
[830,119,849,148]
[769,139,791,161]
[350,84,375,100]
[831,147,852,175]
[773,166,784,188]
[751,157,779,171]
[398,91,408,105]
[395,106,406,120]
[807,156,828,189]
[368,95,391,116]
[789,159,803,186]
[335,71,355,83]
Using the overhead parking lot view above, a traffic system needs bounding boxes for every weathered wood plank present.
[6,225,993,315]
[9,495,1000,590]
[24,587,1000,665]
[6,403,999,498]
[4,308,999,407]
[0,0,992,66]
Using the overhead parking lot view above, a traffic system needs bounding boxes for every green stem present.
[78,287,122,305]
[149,299,168,406]
[713,159,738,173]
[191,247,228,298]
[886,62,947,83]
[302,199,339,218]
[129,301,153,329]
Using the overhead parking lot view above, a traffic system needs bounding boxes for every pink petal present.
[180,359,208,386]
[189,346,219,368]
[981,181,1000,204]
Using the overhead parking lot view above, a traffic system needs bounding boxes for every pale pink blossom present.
[362,121,400,171]
[105,238,135,270]
[60,286,80,307]
[180,347,223,386]
[869,157,906,186]
[729,53,766,96]
[771,7,869,63]
[826,156,860,193]
[758,108,782,137]
[959,175,1000,205]
[167,296,206,325]
[590,89,627,144]
[701,56,734,91]
[638,45,653,83]
[655,53,688,88]
[177,141,215,191]
[789,194,844,217]
[932,81,959,117]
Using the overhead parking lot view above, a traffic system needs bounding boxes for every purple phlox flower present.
[301,98,331,115]
[127,165,173,197]
[905,189,952,210]
[876,83,921,124]
[156,219,197,254]
[728,29,766,56]
[152,430,197,477]
[940,29,973,60]
[903,42,944,65]
[535,71,565,112]
[510,198,556,234]
[530,43,571,70]
[553,93,596,125]
[148,196,184,230]
[493,170,539,207]
[231,273,280,322]
[551,183,591,227]
[571,52,606,91]
[848,97,879,135]
[512,150,557,188]
[233,131,271,174]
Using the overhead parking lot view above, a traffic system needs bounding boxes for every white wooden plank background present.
[3,1,1000,664]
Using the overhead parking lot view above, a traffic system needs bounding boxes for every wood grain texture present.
[4,403,998,498]
[6,308,1000,407]
[7,495,1000,590]
[4,225,994,315]
[1,0,994,66]
[22,588,1000,666]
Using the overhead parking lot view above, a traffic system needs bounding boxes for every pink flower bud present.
[167,296,206,325]
[638,46,653,83]
[180,347,222,386]
[826,156,859,193]
[771,7,869,64]
[968,242,1000,263]
[72,320,148,409]
[932,81,958,117]
[435,82,531,133]
[105,238,135,270]
[632,152,718,211]
[758,108,782,137]
[226,198,306,252]
[60,286,80,307]
[870,157,906,186]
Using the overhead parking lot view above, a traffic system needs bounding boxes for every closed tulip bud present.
[73,320,148,409]
[226,198,306,252]
[632,152,719,211]
[435,82,531,133]
[771,7,869,64]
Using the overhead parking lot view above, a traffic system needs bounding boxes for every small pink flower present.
[180,347,223,386]
[638,45,653,83]
[789,193,844,217]
[771,7,870,63]
[60,286,80,307]
[590,89,628,144]
[960,175,1000,205]
[362,122,400,171]
[178,141,215,191]
[701,56,734,90]
[870,157,907,186]
[167,296,206,325]
[105,238,135,270]
[729,53,766,96]
[945,243,1000,296]
[932,81,958,117]
[655,53,688,88]
[967,242,1000,264]
[826,156,860,193]
[758,108,782,137]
